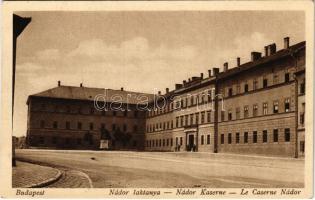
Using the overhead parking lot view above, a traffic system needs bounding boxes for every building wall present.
[27,97,146,150]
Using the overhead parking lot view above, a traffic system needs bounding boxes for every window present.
[195,113,199,124]
[171,138,173,146]
[253,79,258,90]
[263,130,268,143]
[221,111,225,121]
[236,84,241,94]
[39,137,44,144]
[263,78,268,88]
[300,112,305,125]
[78,122,82,130]
[253,104,258,117]
[285,98,290,112]
[167,139,169,146]
[65,138,70,145]
[101,123,105,130]
[159,139,162,147]
[201,135,204,145]
[244,84,249,93]
[253,131,257,143]
[207,111,212,122]
[201,112,205,124]
[228,110,232,121]
[180,116,184,127]
[134,125,138,132]
[185,115,189,126]
[162,139,165,146]
[221,134,224,144]
[40,120,45,128]
[208,90,212,102]
[207,135,210,144]
[190,96,194,106]
[236,107,240,119]
[300,82,305,94]
[176,137,178,145]
[300,141,305,153]
[176,117,179,128]
[273,73,279,84]
[228,133,232,144]
[180,137,183,145]
[244,106,249,118]
[89,123,94,130]
[263,103,268,115]
[53,121,58,129]
[228,88,233,97]
[66,121,70,129]
[244,132,248,143]
[123,124,127,132]
[285,73,290,83]
[52,137,57,144]
[90,107,94,114]
[112,124,116,131]
[285,128,290,142]
[190,114,194,125]
[273,129,278,142]
[113,111,116,116]
[236,133,240,144]
[273,101,279,113]
[77,138,82,145]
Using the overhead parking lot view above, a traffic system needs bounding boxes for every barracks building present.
[26,37,306,157]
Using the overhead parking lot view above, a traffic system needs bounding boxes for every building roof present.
[28,86,155,105]
[216,41,305,80]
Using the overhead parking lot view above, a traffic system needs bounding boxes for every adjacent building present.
[26,37,306,157]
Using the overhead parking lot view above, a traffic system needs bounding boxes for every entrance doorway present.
[188,134,194,151]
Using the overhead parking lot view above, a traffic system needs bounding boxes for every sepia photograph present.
[1,1,313,198]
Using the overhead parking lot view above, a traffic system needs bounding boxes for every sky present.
[13,11,305,136]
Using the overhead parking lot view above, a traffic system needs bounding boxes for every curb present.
[26,168,62,188]
[15,159,63,188]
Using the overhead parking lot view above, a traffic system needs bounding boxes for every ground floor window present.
[221,134,224,144]
[201,135,204,145]
[236,133,240,143]
[253,131,257,143]
[263,130,268,143]
[228,133,232,144]
[273,129,278,142]
[285,128,290,142]
[300,141,305,153]
[207,135,210,144]
[244,132,248,143]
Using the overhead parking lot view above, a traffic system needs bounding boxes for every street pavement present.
[15,149,304,188]
[12,161,60,188]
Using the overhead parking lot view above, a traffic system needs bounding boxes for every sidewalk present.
[12,161,61,188]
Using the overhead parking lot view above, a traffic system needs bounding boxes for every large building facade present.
[26,37,306,157]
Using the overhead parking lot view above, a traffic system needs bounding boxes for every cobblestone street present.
[15,149,304,188]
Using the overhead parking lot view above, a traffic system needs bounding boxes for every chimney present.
[208,69,212,77]
[269,43,277,55]
[158,91,161,95]
[237,57,241,67]
[213,68,220,76]
[166,88,169,93]
[121,87,124,91]
[284,37,290,49]
[175,84,183,90]
[264,46,269,56]
[200,73,204,79]
[188,78,191,82]
[183,80,187,85]
[58,81,61,87]
[251,52,262,62]
[223,62,228,72]
[80,83,83,87]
